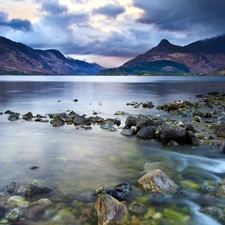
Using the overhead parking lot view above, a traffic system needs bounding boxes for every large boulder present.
[136,126,156,139]
[159,126,187,143]
[138,169,178,193]
[95,194,128,225]
[125,116,137,128]
[215,123,225,138]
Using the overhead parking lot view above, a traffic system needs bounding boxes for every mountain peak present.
[158,39,171,46]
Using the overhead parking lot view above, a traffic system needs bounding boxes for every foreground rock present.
[138,169,178,193]
[95,194,128,225]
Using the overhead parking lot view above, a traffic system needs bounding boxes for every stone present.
[50,117,65,126]
[216,185,225,198]
[220,140,225,153]
[7,195,29,208]
[24,205,45,220]
[0,206,6,219]
[24,183,53,200]
[114,111,125,115]
[95,194,128,225]
[6,181,16,193]
[6,208,22,222]
[111,182,131,200]
[74,114,85,125]
[138,169,178,193]
[215,123,225,138]
[38,198,52,207]
[136,126,156,139]
[159,126,187,143]
[120,129,134,136]
[200,207,225,224]
[136,115,153,129]
[22,111,33,120]
[125,116,137,128]
[128,202,146,215]
[8,113,20,121]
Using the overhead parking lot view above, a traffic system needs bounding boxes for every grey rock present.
[121,129,134,136]
[136,126,156,139]
[6,208,22,222]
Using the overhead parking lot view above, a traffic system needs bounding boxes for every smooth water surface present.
[0,76,225,225]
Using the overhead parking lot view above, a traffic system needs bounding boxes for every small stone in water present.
[6,181,16,193]
[30,166,39,170]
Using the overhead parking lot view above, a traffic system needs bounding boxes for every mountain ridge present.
[100,34,225,75]
[0,36,104,75]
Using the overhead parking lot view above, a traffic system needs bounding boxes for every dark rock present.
[166,102,178,112]
[50,117,64,126]
[200,207,225,224]
[0,206,6,219]
[143,102,154,108]
[84,126,92,130]
[4,110,16,114]
[186,131,201,145]
[111,182,131,201]
[220,140,225,153]
[215,123,225,138]
[149,192,171,204]
[159,126,187,143]
[125,116,137,128]
[24,205,45,220]
[95,194,128,225]
[22,112,33,121]
[74,114,85,125]
[24,183,53,200]
[175,186,199,199]
[168,140,179,146]
[120,129,134,136]
[8,113,20,121]
[136,126,156,139]
[73,99,78,102]
[6,181,16,193]
[30,166,39,170]
[136,115,153,129]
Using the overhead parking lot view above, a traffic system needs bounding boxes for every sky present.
[0,0,225,68]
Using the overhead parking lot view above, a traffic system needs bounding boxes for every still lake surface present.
[0,75,225,224]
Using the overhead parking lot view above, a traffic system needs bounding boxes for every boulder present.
[136,126,156,139]
[24,183,53,200]
[95,194,128,225]
[159,126,187,143]
[8,113,20,121]
[136,115,153,129]
[125,116,137,128]
[50,117,65,126]
[120,129,134,136]
[22,112,34,121]
[138,169,178,193]
[216,123,225,138]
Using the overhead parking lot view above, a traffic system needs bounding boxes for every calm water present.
[0,76,225,225]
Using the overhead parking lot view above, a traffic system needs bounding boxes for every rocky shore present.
[0,90,225,224]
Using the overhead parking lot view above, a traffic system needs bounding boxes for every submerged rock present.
[6,208,22,222]
[95,194,128,225]
[24,205,46,220]
[200,207,225,224]
[24,183,53,200]
[6,181,16,193]
[138,169,178,193]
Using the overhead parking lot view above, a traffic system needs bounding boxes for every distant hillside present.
[100,34,225,75]
[0,36,104,75]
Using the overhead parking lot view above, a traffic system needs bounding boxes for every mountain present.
[0,36,104,75]
[100,34,225,75]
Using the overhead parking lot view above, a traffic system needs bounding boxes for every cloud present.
[0,10,32,31]
[133,0,225,36]
[92,3,125,19]
[41,0,68,15]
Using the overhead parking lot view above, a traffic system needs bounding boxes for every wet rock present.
[6,208,22,222]
[6,181,16,193]
[74,114,85,125]
[24,205,45,220]
[92,185,111,196]
[95,194,128,225]
[128,202,146,215]
[24,183,53,200]
[50,117,65,126]
[216,185,225,198]
[30,166,39,170]
[168,140,179,146]
[114,111,125,115]
[175,186,199,199]
[200,207,225,224]
[186,131,201,145]
[75,191,96,203]
[7,195,29,208]
[143,102,154,108]
[114,117,121,126]
[8,113,20,121]
[38,198,52,207]
[166,102,178,112]
[149,192,171,204]
[0,206,6,219]
[136,126,156,139]
[159,126,187,143]
[22,112,33,121]
[192,115,202,123]
[136,115,153,130]
[215,123,225,138]
[121,129,134,136]
[138,169,178,193]
[111,182,131,200]
[125,116,137,128]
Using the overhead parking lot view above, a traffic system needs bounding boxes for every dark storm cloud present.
[92,3,125,19]
[133,0,225,34]
[41,1,68,14]
[0,10,32,31]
